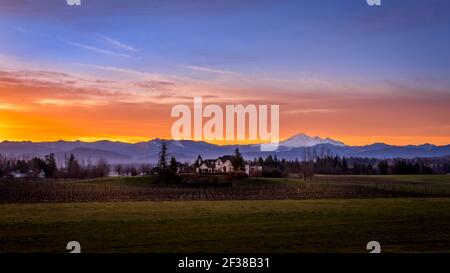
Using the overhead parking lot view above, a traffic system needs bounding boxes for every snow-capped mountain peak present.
[280,133,346,148]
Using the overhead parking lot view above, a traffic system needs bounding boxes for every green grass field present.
[64,174,450,197]
[48,174,450,192]
[245,174,450,195]
[1,175,450,253]
[1,198,450,253]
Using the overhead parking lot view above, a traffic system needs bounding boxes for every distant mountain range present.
[1,133,450,165]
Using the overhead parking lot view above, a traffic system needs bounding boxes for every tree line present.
[0,153,111,179]
[2,147,449,180]
[251,155,450,178]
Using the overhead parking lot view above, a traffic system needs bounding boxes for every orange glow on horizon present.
[1,69,450,147]
[1,128,450,146]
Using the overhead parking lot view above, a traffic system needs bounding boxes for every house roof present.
[218,155,234,162]
[194,155,205,167]
[201,159,216,168]
[196,155,235,168]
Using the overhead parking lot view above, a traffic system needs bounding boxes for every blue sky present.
[1,0,450,86]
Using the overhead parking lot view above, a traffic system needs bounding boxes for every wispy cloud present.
[0,101,21,110]
[0,67,183,105]
[185,65,239,76]
[282,108,339,115]
[37,98,105,107]
[102,36,138,52]
[74,63,164,80]
[64,40,131,58]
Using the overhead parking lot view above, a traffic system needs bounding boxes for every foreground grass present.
[1,198,450,253]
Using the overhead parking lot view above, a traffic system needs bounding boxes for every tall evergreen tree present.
[158,142,168,172]
[157,142,169,182]
[67,153,81,178]
[232,148,245,171]
[44,153,58,178]
[169,156,178,174]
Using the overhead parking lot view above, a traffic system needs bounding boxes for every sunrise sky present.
[1,0,450,146]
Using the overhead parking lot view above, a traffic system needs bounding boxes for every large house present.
[195,155,235,174]
[194,155,262,176]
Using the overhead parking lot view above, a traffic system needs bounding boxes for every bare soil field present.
[0,175,448,203]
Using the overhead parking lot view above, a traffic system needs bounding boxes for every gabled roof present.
[218,155,234,162]
[196,155,234,168]
[201,159,216,168]
[194,155,203,167]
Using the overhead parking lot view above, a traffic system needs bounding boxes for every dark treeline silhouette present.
[114,163,153,177]
[2,149,450,181]
[153,141,182,184]
[232,148,246,171]
[251,155,450,178]
[0,153,111,179]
